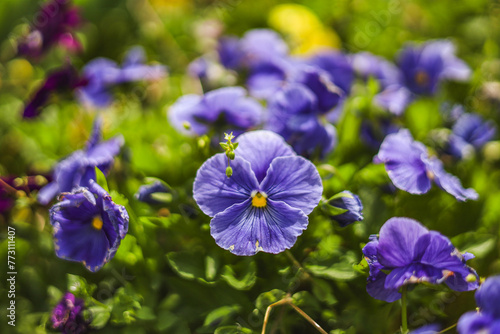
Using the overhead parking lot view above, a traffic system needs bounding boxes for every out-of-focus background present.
[1,0,500,333]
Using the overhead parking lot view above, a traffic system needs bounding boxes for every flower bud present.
[226,166,233,177]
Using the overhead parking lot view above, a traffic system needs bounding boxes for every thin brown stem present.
[261,297,328,334]
[0,178,18,195]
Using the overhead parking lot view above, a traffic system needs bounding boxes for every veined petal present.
[366,271,401,302]
[210,198,308,256]
[424,157,478,201]
[375,129,431,194]
[235,130,295,183]
[377,217,429,268]
[193,154,259,217]
[261,155,322,215]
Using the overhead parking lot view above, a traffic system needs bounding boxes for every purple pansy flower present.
[77,46,166,108]
[363,217,479,302]
[38,118,124,205]
[217,36,244,70]
[458,276,500,333]
[446,113,497,159]
[322,191,363,227]
[23,64,87,119]
[266,83,337,158]
[409,324,440,334]
[307,50,354,97]
[50,180,129,272]
[51,292,88,334]
[239,29,289,66]
[193,130,323,256]
[17,0,81,59]
[169,87,263,137]
[374,129,478,201]
[398,40,471,96]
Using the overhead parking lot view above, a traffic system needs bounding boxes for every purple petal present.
[168,94,207,136]
[377,217,429,268]
[366,271,401,302]
[260,156,322,215]
[375,129,431,194]
[193,154,259,217]
[476,275,500,318]
[457,312,494,334]
[210,198,309,256]
[235,130,295,183]
[424,157,478,201]
[374,85,413,116]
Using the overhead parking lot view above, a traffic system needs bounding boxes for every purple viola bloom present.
[374,129,478,201]
[169,87,263,137]
[458,276,500,334]
[363,217,479,302]
[76,46,166,108]
[323,191,363,227]
[50,180,129,272]
[51,292,88,334]
[217,36,244,70]
[193,130,323,256]
[446,113,497,159]
[353,52,413,116]
[246,58,291,99]
[23,64,86,119]
[38,118,124,205]
[239,29,289,66]
[307,50,354,98]
[266,83,337,158]
[17,0,81,59]
[398,40,471,96]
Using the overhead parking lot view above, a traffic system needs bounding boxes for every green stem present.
[401,285,408,334]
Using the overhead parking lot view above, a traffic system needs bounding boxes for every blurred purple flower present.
[266,83,337,158]
[188,57,209,79]
[353,52,413,115]
[23,64,87,119]
[51,292,88,334]
[169,87,263,137]
[398,40,471,96]
[38,117,124,205]
[50,180,129,272]
[409,324,440,334]
[308,50,354,96]
[217,36,244,70]
[77,46,166,108]
[193,130,322,256]
[17,0,81,58]
[240,29,289,66]
[446,113,497,159]
[458,276,500,333]
[374,129,478,201]
[363,217,478,302]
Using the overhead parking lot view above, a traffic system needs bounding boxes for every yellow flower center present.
[415,70,429,87]
[251,191,267,208]
[92,216,103,230]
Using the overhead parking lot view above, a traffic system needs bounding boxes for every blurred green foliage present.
[1,0,500,333]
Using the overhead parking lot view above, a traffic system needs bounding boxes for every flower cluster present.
[23,46,166,118]
[363,217,478,302]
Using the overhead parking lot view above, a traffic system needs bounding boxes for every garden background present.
[1,0,500,333]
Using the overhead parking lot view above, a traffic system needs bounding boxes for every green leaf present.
[214,325,254,334]
[221,258,257,290]
[451,232,497,258]
[255,289,286,312]
[311,278,337,306]
[202,305,242,328]
[95,166,109,193]
[88,305,111,329]
[166,250,218,284]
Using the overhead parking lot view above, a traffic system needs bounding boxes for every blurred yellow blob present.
[8,59,34,85]
[149,0,189,10]
[268,4,341,55]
